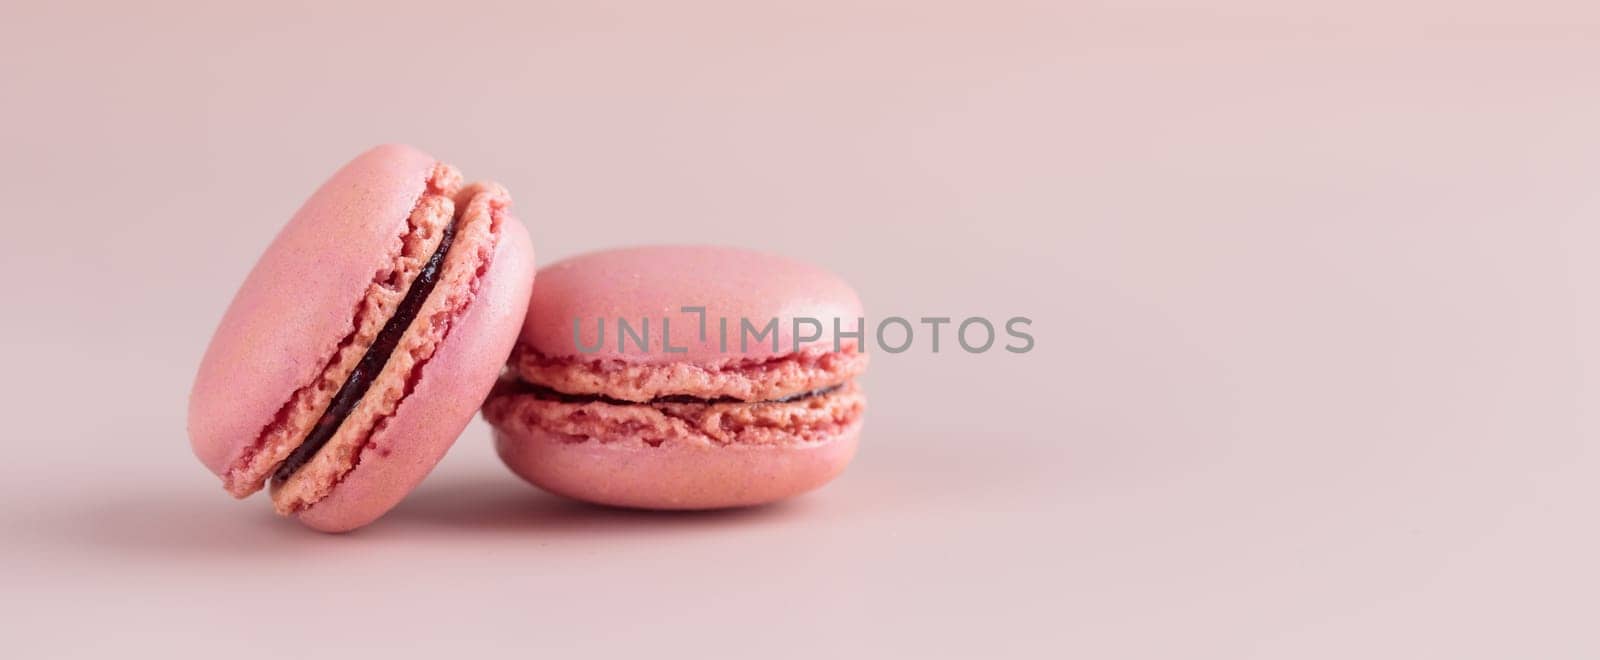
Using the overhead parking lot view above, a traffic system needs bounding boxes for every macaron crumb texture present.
[220,163,461,501]
[508,343,869,403]
[188,145,533,531]
[483,245,868,510]
[272,182,509,514]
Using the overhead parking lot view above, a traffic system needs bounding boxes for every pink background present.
[4,2,1597,657]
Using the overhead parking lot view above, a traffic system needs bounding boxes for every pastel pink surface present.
[494,420,861,509]
[296,217,535,532]
[187,144,435,475]
[521,245,863,364]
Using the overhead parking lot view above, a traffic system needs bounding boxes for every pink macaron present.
[482,245,867,509]
[188,144,535,532]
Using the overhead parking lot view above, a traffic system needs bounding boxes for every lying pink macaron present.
[482,245,867,509]
[188,144,535,532]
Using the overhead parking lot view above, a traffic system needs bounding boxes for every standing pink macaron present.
[482,246,868,509]
[188,144,535,532]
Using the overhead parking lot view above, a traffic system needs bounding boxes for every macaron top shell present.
[189,144,440,477]
[519,245,864,365]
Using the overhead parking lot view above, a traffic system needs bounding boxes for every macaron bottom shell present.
[491,419,861,510]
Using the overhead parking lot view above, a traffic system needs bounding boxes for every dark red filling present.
[510,382,842,406]
[273,221,457,482]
